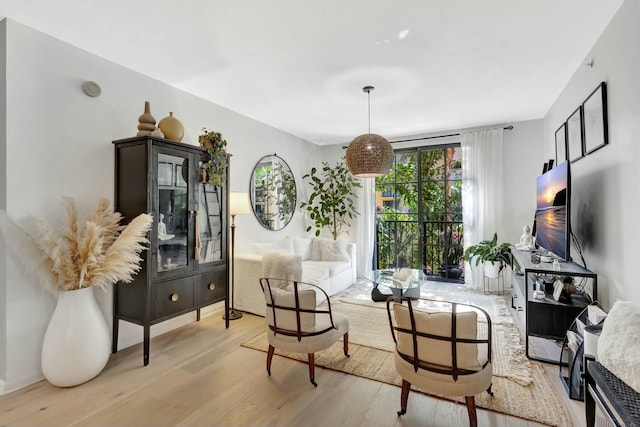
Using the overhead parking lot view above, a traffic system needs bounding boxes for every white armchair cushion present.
[393,304,482,371]
[264,285,316,331]
[310,237,350,262]
[268,312,349,355]
[394,352,492,397]
[289,236,312,260]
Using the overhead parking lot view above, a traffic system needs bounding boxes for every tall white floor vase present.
[41,286,111,387]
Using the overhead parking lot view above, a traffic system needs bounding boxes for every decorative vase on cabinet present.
[158,112,184,142]
[111,136,230,366]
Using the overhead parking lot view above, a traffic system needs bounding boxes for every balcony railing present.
[375,219,464,282]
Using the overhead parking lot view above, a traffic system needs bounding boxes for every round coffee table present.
[365,269,425,301]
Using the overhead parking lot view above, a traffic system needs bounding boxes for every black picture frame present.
[567,106,584,163]
[158,162,173,186]
[555,122,567,164]
[583,82,608,155]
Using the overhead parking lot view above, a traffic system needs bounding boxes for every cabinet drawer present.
[195,269,227,306]
[151,277,194,321]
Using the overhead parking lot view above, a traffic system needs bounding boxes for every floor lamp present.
[225,192,249,320]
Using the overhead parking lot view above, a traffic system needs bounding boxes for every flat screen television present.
[535,160,571,261]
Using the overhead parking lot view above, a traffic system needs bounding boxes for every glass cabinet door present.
[197,160,224,265]
[156,153,190,273]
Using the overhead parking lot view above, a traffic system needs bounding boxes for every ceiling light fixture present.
[345,86,394,178]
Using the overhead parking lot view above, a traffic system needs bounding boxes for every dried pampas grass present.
[0,197,153,292]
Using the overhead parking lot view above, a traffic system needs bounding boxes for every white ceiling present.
[0,0,625,145]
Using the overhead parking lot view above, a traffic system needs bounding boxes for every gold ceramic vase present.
[158,112,184,142]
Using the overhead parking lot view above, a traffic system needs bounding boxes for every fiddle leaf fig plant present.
[300,157,362,240]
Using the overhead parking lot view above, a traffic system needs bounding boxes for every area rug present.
[329,279,532,386]
[242,280,573,426]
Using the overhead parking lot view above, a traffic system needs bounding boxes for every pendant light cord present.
[367,89,371,134]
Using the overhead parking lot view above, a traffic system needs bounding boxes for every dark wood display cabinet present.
[111,136,230,366]
[511,249,597,365]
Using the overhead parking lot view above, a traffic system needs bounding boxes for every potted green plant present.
[198,128,227,186]
[463,232,516,278]
[300,157,362,240]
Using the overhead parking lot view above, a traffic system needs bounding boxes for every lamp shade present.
[230,192,250,215]
[345,133,394,178]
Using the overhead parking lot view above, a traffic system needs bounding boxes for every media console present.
[510,249,597,365]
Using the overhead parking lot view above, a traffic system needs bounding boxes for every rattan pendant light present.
[345,86,393,178]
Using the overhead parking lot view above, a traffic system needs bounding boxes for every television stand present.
[510,248,597,365]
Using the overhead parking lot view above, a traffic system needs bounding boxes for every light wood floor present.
[0,302,584,427]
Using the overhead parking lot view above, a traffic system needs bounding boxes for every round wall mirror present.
[250,154,296,230]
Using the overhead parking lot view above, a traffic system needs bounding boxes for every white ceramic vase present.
[483,261,502,279]
[41,286,111,387]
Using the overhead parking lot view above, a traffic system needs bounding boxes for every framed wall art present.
[555,122,567,164]
[567,106,583,163]
[582,82,608,155]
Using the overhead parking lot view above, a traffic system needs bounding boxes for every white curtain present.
[461,128,504,289]
[355,178,375,278]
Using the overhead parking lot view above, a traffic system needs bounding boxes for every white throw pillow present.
[597,300,640,393]
[289,236,312,260]
[310,237,350,262]
[251,239,294,255]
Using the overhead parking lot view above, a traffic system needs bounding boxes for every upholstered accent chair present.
[259,278,350,386]
[387,297,493,427]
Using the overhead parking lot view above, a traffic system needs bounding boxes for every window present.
[375,144,464,282]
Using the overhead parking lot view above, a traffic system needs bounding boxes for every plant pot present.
[439,264,463,279]
[483,261,502,278]
[41,287,110,387]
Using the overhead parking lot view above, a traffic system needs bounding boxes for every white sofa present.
[234,236,357,316]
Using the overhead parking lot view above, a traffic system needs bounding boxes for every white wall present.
[0,19,317,393]
[502,120,545,244]
[0,20,7,391]
[543,0,640,308]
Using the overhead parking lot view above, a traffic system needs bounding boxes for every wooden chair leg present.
[266,344,275,376]
[464,396,477,427]
[308,353,317,387]
[343,332,350,357]
[398,379,411,416]
[486,384,494,396]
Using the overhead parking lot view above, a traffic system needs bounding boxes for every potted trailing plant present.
[198,127,227,186]
[300,157,362,240]
[463,232,516,278]
[0,197,153,387]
